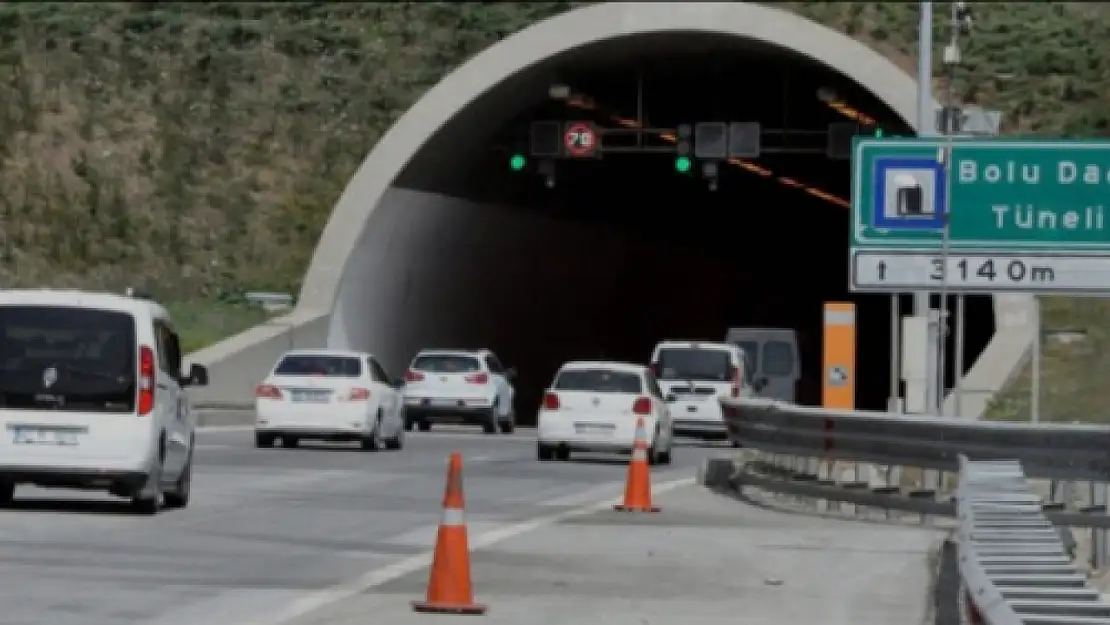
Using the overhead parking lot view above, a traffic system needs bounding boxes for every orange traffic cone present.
[412,452,488,615]
[614,416,660,513]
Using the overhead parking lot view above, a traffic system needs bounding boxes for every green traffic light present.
[874,128,884,138]
[509,154,526,171]
[675,156,692,173]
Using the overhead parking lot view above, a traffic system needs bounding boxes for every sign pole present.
[915,0,937,415]
[889,294,901,413]
[954,294,965,417]
[1031,296,1041,424]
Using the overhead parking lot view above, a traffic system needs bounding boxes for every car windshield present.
[274,355,361,377]
[554,369,643,394]
[0,305,137,412]
[655,348,731,382]
[412,355,481,373]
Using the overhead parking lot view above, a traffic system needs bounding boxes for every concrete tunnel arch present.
[190,2,1034,414]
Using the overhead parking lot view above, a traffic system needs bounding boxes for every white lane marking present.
[242,476,695,625]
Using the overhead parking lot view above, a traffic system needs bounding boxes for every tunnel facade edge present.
[187,2,1032,413]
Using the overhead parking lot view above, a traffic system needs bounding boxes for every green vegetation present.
[0,3,1107,411]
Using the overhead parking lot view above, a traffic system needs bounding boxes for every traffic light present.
[874,127,884,138]
[675,124,693,174]
[509,154,526,171]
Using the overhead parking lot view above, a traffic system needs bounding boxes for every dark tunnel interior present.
[392,33,995,422]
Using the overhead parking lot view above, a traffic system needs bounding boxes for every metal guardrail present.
[713,398,1110,625]
[959,456,1110,625]
[721,398,1110,481]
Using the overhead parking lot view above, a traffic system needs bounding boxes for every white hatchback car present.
[254,349,405,451]
[0,288,210,514]
[536,361,673,464]
[401,349,517,434]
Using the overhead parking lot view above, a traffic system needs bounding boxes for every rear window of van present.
[0,305,137,412]
[654,348,732,382]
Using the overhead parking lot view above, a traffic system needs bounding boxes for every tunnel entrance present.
[374,32,995,424]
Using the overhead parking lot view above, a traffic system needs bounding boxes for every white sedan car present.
[536,361,674,464]
[254,349,405,450]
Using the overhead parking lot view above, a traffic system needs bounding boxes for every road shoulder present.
[286,483,942,625]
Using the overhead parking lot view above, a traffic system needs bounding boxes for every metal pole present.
[917,1,938,414]
[937,216,951,414]
[890,294,901,413]
[954,294,965,417]
[1031,296,1041,423]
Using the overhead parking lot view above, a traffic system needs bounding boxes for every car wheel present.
[499,411,515,434]
[385,419,405,450]
[537,443,554,461]
[555,446,571,461]
[0,481,14,506]
[131,462,163,516]
[361,415,384,451]
[417,420,432,432]
[658,448,673,465]
[164,452,192,509]
[279,435,300,448]
[255,432,275,448]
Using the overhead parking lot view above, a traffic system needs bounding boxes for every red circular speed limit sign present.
[564,122,597,157]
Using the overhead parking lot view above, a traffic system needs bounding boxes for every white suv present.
[401,348,516,434]
[0,289,210,514]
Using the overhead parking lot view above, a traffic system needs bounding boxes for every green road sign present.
[851,138,1110,251]
[850,138,1110,294]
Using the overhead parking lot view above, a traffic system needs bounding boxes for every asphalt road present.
[0,417,719,625]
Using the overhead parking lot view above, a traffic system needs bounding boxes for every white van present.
[649,340,764,441]
[0,289,209,514]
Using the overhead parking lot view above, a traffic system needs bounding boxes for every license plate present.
[574,423,615,435]
[291,391,329,403]
[431,398,458,407]
[12,428,79,446]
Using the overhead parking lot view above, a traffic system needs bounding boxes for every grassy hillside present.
[1,2,1108,418]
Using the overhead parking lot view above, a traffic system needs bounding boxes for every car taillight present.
[404,370,425,382]
[729,366,742,398]
[255,384,282,399]
[632,396,652,415]
[465,373,489,384]
[542,392,560,411]
[347,387,371,401]
[138,345,155,416]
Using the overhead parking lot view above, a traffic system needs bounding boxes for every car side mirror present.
[504,367,517,380]
[184,363,209,387]
[665,394,677,403]
[754,376,769,392]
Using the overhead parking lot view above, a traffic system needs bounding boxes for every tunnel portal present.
[309,7,997,425]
